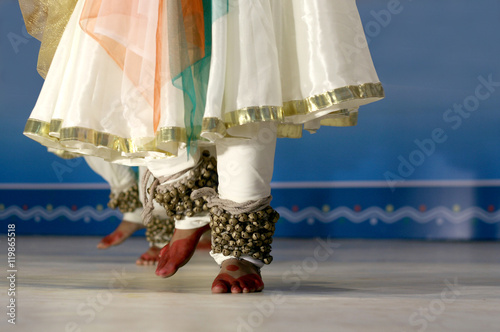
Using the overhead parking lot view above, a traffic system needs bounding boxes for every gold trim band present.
[223,106,284,128]
[202,117,227,137]
[156,127,187,144]
[277,123,304,139]
[283,82,384,116]
[25,118,54,142]
[24,82,384,158]
[49,119,62,135]
[25,119,181,157]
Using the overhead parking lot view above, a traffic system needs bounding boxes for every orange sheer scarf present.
[80,0,206,132]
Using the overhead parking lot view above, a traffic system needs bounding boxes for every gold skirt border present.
[24,82,384,158]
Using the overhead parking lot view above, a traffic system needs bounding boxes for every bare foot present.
[155,224,210,278]
[136,246,161,266]
[97,220,145,249]
[212,259,264,294]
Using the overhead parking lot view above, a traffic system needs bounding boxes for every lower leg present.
[136,215,211,267]
[155,222,210,277]
[143,148,217,277]
[136,215,174,266]
[210,122,278,293]
[83,156,144,249]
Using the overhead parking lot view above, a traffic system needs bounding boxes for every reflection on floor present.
[2,237,500,332]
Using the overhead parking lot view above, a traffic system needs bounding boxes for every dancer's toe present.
[156,261,177,278]
[136,246,161,266]
[231,283,243,294]
[211,278,231,294]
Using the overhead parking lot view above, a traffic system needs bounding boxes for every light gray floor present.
[1,236,499,332]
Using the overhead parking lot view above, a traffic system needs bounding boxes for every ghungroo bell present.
[108,184,142,213]
[145,216,175,246]
[209,204,279,265]
[148,150,218,221]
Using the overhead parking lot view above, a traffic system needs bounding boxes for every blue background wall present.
[1,0,500,239]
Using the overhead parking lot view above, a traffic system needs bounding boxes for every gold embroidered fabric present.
[18,0,78,78]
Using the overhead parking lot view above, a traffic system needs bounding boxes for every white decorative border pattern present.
[1,205,499,225]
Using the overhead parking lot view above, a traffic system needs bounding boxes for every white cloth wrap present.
[209,123,277,268]
[144,147,216,229]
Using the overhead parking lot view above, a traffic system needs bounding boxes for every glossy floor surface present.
[1,237,499,332]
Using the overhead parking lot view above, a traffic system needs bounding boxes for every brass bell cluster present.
[146,215,176,246]
[150,150,218,220]
[108,184,142,213]
[210,206,279,265]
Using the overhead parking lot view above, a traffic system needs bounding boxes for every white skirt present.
[24,0,384,165]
